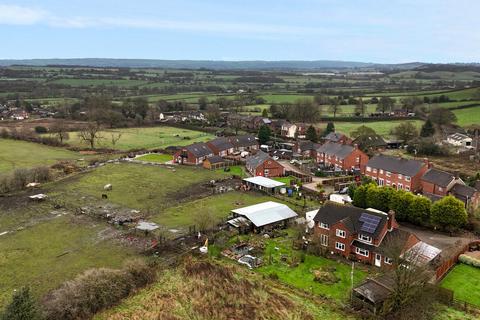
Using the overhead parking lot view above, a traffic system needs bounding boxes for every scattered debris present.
[103,184,113,191]
[29,194,47,201]
[136,221,159,232]
[26,182,41,188]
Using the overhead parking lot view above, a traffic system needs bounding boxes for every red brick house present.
[313,201,420,268]
[365,155,429,192]
[421,168,480,210]
[227,135,259,152]
[207,137,235,156]
[294,140,321,158]
[174,142,214,165]
[245,151,285,177]
[323,132,352,145]
[315,142,369,171]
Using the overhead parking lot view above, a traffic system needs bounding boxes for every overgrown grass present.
[440,263,480,306]
[0,216,136,307]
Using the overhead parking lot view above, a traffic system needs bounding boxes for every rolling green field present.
[0,138,85,174]
[48,78,149,87]
[260,93,314,103]
[63,126,215,150]
[453,106,480,127]
[441,264,480,306]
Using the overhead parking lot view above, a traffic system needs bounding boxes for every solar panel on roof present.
[359,213,381,233]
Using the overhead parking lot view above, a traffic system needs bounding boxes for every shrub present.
[34,126,48,134]
[1,287,41,320]
[41,259,155,320]
[458,254,480,268]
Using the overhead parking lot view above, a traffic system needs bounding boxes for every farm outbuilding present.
[228,201,298,233]
[242,176,285,194]
[203,155,228,169]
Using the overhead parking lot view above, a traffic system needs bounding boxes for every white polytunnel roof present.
[243,176,285,189]
[231,201,297,227]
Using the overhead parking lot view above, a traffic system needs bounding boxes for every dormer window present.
[386,171,392,177]
[320,222,329,230]
[336,229,346,238]
[358,234,372,243]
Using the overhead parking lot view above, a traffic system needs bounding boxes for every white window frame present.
[386,171,392,177]
[398,174,403,180]
[366,166,371,172]
[378,178,384,186]
[398,183,403,190]
[379,169,384,174]
[320,222,329,230]
[355,247,369,257]
[405,185,410,191]
[405,176,411,182]
[358,234,372,243]
[384,257,393,264]
[320,234,328,246]
[335,242,345,251]
[336,229,346,238]
[373,168,377,174]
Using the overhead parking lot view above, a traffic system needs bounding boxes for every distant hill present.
[0,58,426,71]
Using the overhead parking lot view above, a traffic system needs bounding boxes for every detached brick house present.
[207,137,235,156]
[313,201,420,268]
[281,122,297,138]
[421,168,480,210]
[315,142,369,171]
[294,140,321,158]
[245,151,285,177]
[365,155,429,192]
[174,142,214,165]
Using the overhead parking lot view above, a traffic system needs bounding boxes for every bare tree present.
[78,122,103,149]
[51,120,70,144]
[193,209,218,232]
[380,233,435,318]
[110,132,122,147]
[328,98,341,118]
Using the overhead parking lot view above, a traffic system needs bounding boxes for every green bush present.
[34,126,48,134]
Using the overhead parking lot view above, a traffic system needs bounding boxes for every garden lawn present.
[440,264,480,306]
[61,163,228,210]
[0,138,84,174]
[258,238,367,301]
[0,216,137,307]
[136,153,172,163]
[64,126,214,150]
[216,165,245,177]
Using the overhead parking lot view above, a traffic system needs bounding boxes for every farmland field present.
[325,120,423,136]
[63,126,214,150]
[453,106,480,127]
[135,153,173,163]
[0,138,85,174]
[61,163,228,210]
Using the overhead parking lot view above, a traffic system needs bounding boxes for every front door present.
[375,254,382,267]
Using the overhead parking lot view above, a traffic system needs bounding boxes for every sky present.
[0,0,479,63]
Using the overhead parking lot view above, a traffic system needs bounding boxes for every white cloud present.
[0,4,325,37]
[0,4,47,25]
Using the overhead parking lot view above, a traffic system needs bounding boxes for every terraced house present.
[315,142,369,171]
[245,151,284,177]
[207,137,235,156]
[227,135,259,152]
[313,201,420,268]
[364,155,429,192]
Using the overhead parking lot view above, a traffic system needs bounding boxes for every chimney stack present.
[454,170,460,179]
[387,210,397,230]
